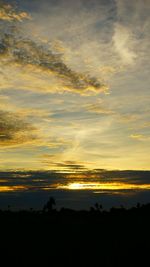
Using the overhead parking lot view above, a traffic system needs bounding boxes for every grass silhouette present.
[0,199,149,266]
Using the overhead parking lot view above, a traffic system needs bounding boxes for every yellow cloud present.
[119,114,139,123]
[0,110,38,148]
[84,103,115,114]
[130,134,149,141]
[0,185,28,192]
[0,1,108,95]
[0,3,30,22]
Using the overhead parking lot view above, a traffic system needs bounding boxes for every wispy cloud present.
[114,0,150,66]
[130,134,150,141]
[0,0,149,171]
[84,103,115,115]
[113,23,137,65]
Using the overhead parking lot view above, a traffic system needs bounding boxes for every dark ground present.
[0,201,149,266]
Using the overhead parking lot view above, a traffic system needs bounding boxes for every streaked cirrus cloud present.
[0,1,107,95]
[0,0,149,171]
[0,109,38,147]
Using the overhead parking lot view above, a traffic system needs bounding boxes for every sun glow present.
[56,182,150,191]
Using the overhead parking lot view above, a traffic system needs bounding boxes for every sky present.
[0,0,150,172]
[0,170,150,209]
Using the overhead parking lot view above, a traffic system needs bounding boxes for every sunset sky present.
[0,0,150,172]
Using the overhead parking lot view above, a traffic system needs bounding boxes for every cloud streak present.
[0,2,107,94]
[114,0,150,66]
[113,23,136,65]
[0,110,37,147]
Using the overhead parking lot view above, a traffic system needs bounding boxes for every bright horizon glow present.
[0,185,27,192]
[56,182,150,191]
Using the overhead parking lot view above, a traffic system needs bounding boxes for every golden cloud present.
[0,3,30,22]
[0,110,38,147]
[130,134,150,141]
[0,2,108,95]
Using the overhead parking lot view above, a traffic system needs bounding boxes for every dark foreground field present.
[0,201,150,266]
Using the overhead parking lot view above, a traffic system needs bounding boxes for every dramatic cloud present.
[0,2,107,94]
[0,110,37,147]
[0,0,149,171]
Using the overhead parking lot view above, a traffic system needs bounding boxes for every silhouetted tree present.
[7,205,11,211]
[43,197,56,213]
[95,202,99,211]
[94,202,103,212]
[137,202,141,209]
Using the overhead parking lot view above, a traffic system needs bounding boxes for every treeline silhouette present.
[0,198,150,266]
